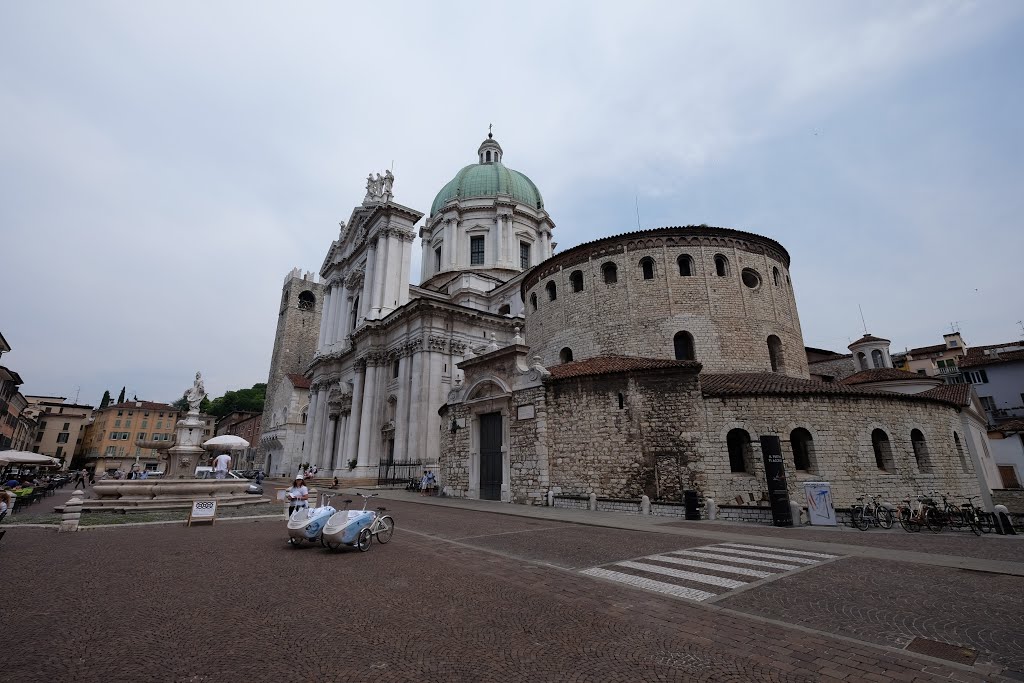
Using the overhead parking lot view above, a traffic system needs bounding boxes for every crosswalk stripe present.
[670,549,802,571]
[615,560,748,588]
[581,567,717,601]
[643,554,773,578]
[701,547,818,564]
[717,543,838,559]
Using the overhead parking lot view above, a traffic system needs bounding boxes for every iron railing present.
[377,460,423,487]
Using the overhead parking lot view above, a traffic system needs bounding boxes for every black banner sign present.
[760,435,793,527]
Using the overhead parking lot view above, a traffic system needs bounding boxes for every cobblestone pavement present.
[0,501,1013,682]
[658,520,1024,564]
[719,556,1024,673]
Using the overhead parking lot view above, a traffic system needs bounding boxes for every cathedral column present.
[405,346,424,462]
[356,360,379,468]
[494,217,502,265]
[398,234,413,306]
[338,292,352,346]
[317,290,332,350]
[454,221,465,267]
[301,388,319,467]
[424,348,441,466]
[325,413,338,469]
[332,413,348,469]
[361,241,377,321]
[505,215,516,268]
[344,367,365,474]
[370,233,388,319]
[392,351,412,461]
[444,220,455,268]
[308,386,328,467]
[322,284,338,347]
[381,231,401,316]
[331,284,347,344]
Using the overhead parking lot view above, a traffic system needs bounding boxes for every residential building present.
[23,396,94,469]
[82,400,214,475]
[901,332,967,382]
[215,410,262,469]
[0,365,25,450]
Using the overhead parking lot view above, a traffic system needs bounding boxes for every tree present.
[173,392,211,414]
[204,383,266,419]
[117,386,126,404]
[99,390,111,409]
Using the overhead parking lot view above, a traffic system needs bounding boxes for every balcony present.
[936,365,960,375]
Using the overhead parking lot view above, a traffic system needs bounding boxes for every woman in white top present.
[286,476,309,516]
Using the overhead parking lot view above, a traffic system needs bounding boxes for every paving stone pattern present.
[719,556,1024,674]
[581,542,839,602]
[0,502,1007,682]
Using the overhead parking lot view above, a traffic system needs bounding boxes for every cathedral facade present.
[275,133,985,510]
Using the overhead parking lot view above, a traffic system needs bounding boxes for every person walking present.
[74,469,87,488]
[213,451,232,480]
[286,476,309,516]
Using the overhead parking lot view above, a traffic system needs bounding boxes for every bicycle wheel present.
[977,511,993,534]
[897,508,914,532]
[924,508,943,533]
[854,508,870,531]
[877,507,894,530]
[357,528,372,552]
[375,515,395,544]
[965,511,982,536]
[946,508,964,530]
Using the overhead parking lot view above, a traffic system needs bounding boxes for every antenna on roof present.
[949,321,961,334]
[858,304,867,334]
[1017,320,1024,336]
[634,194,641,230]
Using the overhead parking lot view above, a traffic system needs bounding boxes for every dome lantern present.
[478,126,503,164]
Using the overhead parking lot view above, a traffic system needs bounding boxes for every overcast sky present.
[2,1,1022,406]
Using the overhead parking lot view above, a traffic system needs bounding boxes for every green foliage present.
[117,386,125,404]
[172,393,211,414]
[99,390,111,409]
[204,383,266,419]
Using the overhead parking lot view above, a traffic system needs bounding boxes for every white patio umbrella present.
[202,435,250,451]
[0,451,61,466]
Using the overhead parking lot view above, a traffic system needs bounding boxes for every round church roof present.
[430,136,544,216]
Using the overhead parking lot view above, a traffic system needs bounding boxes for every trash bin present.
[684,490,701,520]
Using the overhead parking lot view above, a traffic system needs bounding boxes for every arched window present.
[954,432,969,472]
[546,281,557,301]
[872,429,893,470]
[618,393,624,409]
[911,429,932,472]
[714,254,730,277]
[570,270,584,292]
[678,254,693,276]
[767,335,785,373]
[602,262,618,284]
[530,293,538,311]
[727,428,752,473]
[791,428,814,471]
[857,352,868,371]
[298,290,316,311]
[485,150,491,162]
[391,359,400,379]
[350,296,360,329]
[871,349,884,368]
[673,331,695,361]
[301,408,308,425]
[640,257,655,280]
[498,304,511,315]
[773,267,780,286]
[559,347,573,363]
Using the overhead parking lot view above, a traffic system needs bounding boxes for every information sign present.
[803,482,837,526]
[187,499,218,526]
[759,435,793,527]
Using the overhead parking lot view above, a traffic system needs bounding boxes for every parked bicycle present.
[959,495,992,535]
[849,495,894,531]
[894,498,924,532]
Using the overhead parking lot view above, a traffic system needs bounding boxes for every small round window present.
[741,268,761,289]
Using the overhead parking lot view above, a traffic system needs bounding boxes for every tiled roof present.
[547,355,701,380]
[840,368,925,385]
[917,383,972,407]
[958,341,1024,369]
[804,346,848,358]
[286,373,311,389]
[700,372,963,407]
[848,334,890,346]
[993,419,1024,434]
[906,343,948,357]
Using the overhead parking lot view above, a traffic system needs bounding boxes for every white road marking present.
[697,547,818,564]
[717,543,838,559]
[615,560,748,588]
[670,549,802,571]
[581,567,717,601]
[642,554,773,578]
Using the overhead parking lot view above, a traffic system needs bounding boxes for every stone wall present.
[808,355,857,381]
[699,393,982,508]
[522,228,808,378]
[508,385,547,504]
[992,488,1024,513]
[544,367,704,499]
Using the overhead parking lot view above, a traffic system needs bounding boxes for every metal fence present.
[377,460,423,488]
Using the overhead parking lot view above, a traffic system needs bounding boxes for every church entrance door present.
[479,412,503,501]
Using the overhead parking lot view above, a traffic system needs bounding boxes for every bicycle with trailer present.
[286,492,338,547]
[320,492,395,552]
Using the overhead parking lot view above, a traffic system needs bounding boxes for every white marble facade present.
[300,135,555,479]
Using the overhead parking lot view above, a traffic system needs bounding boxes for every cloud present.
[1,1,1021,404]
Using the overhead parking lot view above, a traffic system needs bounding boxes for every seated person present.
[0,489,13,517]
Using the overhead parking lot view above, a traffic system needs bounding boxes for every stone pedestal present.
[167,411,207,479]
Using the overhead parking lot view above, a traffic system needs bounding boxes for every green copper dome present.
[430,136,544,215]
